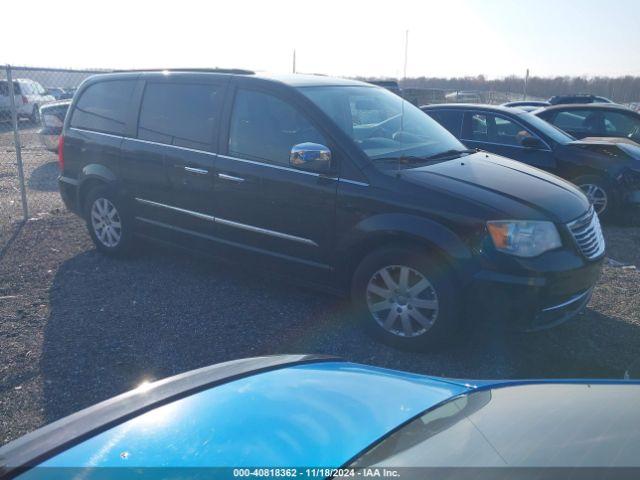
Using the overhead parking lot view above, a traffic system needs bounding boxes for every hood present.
[29,362,468,469]
[570,138,640,161]
[401,152,589,223]
[580,136,640,147]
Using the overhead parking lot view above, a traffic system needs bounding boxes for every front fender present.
[343,213,473,262]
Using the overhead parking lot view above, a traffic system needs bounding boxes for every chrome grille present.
[567,208,605,260]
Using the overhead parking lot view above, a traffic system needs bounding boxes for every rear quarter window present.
[70,80,136,135]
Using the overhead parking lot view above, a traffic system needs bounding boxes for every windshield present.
[525,112,575,144]
[351,384,640,469]
[299,85,466,166]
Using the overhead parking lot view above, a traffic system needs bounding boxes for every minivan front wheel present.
[84,186,135,256]
[351,246,458,350]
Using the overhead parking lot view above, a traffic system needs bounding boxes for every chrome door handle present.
[184,166,208,175]
[218,173,245,182]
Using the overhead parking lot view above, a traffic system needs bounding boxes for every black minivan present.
[58,70,604,349]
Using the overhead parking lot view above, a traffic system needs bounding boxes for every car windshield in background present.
[523,111,575,144]
[299,85,466,167]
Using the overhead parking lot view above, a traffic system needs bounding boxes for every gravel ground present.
[1,127,640,447]
[0,121,64,248]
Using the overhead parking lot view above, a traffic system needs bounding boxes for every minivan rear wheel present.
[84,186,135,256]
[351,246,459,350]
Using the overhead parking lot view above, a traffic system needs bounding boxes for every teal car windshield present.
[299,86,466,166]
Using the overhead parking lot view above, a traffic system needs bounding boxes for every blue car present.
[1,355,639,479]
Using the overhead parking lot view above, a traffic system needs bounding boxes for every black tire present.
[572,174,615,221]
[84,185,136,257]
[351,245,459,351]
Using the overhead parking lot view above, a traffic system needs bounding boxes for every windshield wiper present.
[374,149,476,166]
[424,148,476,161]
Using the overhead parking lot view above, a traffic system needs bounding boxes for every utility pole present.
[523,68,529,100]
[292,49,296,74]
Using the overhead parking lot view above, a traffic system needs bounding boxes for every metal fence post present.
[6,64,29,221]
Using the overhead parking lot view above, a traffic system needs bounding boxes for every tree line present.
[389,75,640,103]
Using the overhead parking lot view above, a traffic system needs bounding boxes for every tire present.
[84,185,136,256]
[29,105,40,123]
[572,174,615,220]
[351,245,459,351]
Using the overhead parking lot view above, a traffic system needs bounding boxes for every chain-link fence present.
[0,65,108,247]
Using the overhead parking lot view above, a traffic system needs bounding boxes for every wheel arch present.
[77,164,119,211]
[336,213,475,292]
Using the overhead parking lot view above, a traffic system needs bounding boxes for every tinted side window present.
[426,110,464,136]
[601,111,640,135]
[465,113,488,140]
[71,80,135,135]
[138,82,221,151]
[552,110,588,130]
[464,112,537,146]
[229,89,326,166]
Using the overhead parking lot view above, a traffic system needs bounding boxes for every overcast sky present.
[5,0,640,78]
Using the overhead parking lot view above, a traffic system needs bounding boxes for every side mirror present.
[290,143,332,173]
[520,136,544,149]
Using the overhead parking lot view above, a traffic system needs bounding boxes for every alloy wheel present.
[90,198,122,248]
[579,183,608,215]
[366,265,439,338]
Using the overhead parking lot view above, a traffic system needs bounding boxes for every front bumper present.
[470,256,603,331]
[530,287,593,331]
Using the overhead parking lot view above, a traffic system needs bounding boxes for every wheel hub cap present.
[91,198,122,248]
[366,265,439,338]
[579,183,607,215]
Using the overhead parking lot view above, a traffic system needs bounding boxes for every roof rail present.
[112,68,255,75]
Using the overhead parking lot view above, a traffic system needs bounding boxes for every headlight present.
[487,220,561,257]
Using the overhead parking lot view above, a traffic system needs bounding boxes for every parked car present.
[548,94,614,105]
[1,355,639,476]
[46,86,76,100]
[38,100,71,151]
[0,81,14,121]
[367,80,402,96]
[446,90,483,103]
[403,87,446,106]
[58,70,604,349]
[534,103,640,146]
[502,100,550,112]
[422,104,640,218]
[0,78,55,122]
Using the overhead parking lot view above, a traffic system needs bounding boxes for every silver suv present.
[0,78,55,122]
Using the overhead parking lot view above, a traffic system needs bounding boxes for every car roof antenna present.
[398,29,409,178]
